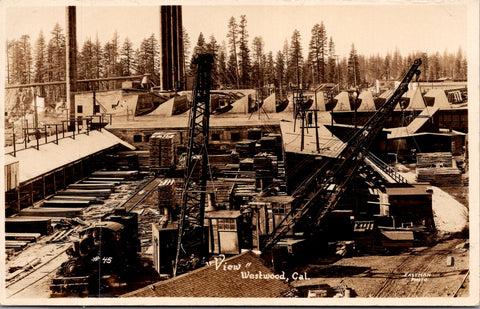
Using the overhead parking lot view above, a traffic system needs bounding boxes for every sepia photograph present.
[1,0,478,306]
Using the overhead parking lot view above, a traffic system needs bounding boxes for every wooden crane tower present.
[261,59,423,251]
[173,54,214,276]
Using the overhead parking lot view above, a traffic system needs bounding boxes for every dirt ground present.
[291,238,470,298]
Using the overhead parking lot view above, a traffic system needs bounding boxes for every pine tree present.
[347,44,360,88]
[252,36,264,88]
[226,16,240,88]
[92,36,103,79]
[238,15,251,87]
[308,22,327,85]
[454,47,467,80]
[79,38,95,79]
[190,32,206,71]
[33,31,47,83]
[289,29,303,87]
[326,37,337,83]
[383,52,392,80]
[19,35,33,83]
[47,23,65,82]
[217,41,228,87]
[182,27,191,77]
[275,50,285,89]
[206,35,220,87]
[120,38,135,76]
[264,51,275,87]
[282,40,291,86]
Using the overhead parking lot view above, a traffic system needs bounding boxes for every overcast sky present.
[4,2,468,58]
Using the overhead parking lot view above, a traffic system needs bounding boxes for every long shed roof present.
[5,129,134,184]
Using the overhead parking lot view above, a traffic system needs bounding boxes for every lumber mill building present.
[3,5,470,300]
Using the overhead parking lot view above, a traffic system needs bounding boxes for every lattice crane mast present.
[174,54,214,276]
[261,59,422,251]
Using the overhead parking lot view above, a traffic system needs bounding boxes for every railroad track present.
[374,239,466,298]
[6,242,71,298]
[120,177,163,212]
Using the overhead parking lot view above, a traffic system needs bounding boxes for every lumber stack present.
[158,178,176,210]
[5,217,52,235]
[5,233,41,242]
[417,152,453,168]
[239,158,254,171]
[416,167,462,186]
[20,207,83,218]
[150,132,177,169]
[235,140,256,158]
[51,195,104,204]
[254,153,278,178]
[118,150,150,171]
[247,128,262,140]
[56,189,112,198]
[68,183,115,190]
[90,170,138,179]
[42,199,92,208]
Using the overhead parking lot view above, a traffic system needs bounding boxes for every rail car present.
[50,209,140,295]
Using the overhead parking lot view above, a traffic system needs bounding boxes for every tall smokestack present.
[66,6,77,130]
[159,6,185,91]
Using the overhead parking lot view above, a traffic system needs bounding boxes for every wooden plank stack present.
[158,178,176,211]
[90,170,138,179]
[20,207,83,218]
[416,167,462,186]
[235,140,256,158]
[150,132,177,169]
[247,128,262,140]
[5,217,52,235]
[417,152,453,168]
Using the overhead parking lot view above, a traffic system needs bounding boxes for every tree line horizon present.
[6,15,467,106]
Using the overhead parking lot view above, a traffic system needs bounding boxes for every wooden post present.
[53,172,57,193]
[30,182,34,206]
[66,6,78,131]
[63,168,66,188]
[44,124,48,144]
[42,176,46,199]
[55,124,59,144]
[314,110,320,153]
[13,132,16,157]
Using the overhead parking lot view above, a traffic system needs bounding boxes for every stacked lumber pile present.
[150,132,177,169]
[235,140,256,158]
[259,134,283,159]
[239,158,254,171]
[5,217,52,235]
[417,152,453,168]
[90,170,138,179]
[247,128,262,140]
[416,167,462,186]
[254,153,278,178]
[416,152,461,186]
[230,183,258,208]
[118,151,150,171]
[20,207,83,218]
[158,178,176,211]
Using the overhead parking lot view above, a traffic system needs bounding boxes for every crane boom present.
[261,59,422,251]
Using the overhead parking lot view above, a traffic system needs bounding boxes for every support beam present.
[66,6,77,131]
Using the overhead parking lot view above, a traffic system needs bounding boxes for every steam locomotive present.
[50,209,140,295]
